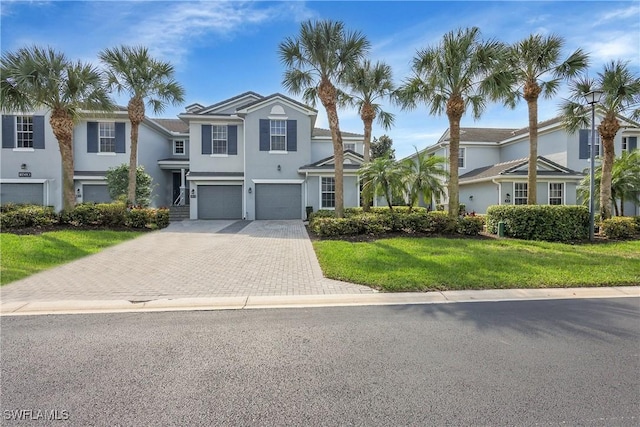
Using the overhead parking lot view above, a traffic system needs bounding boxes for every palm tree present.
[577,150,640,216]
[99,46,185,206]
[279,20,369,218]
[402,149,448,212]
[561,60,640,219]
[490,34,588,204]
[1,46,114,210]
[396,27,505,219]
[358,157,405,211]
[342,59,395,212]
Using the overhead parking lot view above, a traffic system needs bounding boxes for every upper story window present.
[174,140,185,155]
[344,142,356,152]
[212,125,227,155]
[99,122,115,153]
[514,182,527,205]
[622,137,628,152]
[16,116,34,148]
[549,183,563,205]
[458,147,466,168]
[270,120,286,151]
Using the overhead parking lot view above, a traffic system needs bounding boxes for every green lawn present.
[1,230,143,285]
[313,237,640,291]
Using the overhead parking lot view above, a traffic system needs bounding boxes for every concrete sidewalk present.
[2,286,638,316]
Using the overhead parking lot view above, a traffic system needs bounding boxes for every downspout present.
[492,178,501,205]
[239,115,247,220]
[305,171,308,214]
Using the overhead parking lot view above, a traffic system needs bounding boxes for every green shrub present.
[153,208,170,229]
[309,217,360,237]
[0,205,58,229]
[427,211,456,234]
[600,217,639,239]
[457,215,485,235]
[97,203,127,227]
[308,210,336,221]
[125,208,152,228]
[61,203,102,226]
[486,205,589,242]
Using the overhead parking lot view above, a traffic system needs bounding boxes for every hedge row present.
[486,205,589,242]
[600,217,640,239]
[0,203,169,230]
[309,209,485,238]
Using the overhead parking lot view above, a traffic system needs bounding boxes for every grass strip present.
[1,230,143,286]
[313,237,640,291]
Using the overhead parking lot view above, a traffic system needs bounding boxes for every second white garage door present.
[255,184,302,220]
[197,185,242,219]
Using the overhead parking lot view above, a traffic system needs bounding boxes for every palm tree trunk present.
[524,80,541,205]
[319,79,345,218]
[50,109,76,211]
[127,96,145,206]
[446,95,464,220]
[361,107,375,212]
[598,117,620,220]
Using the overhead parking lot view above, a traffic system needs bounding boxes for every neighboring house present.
[1,92,366,219]
[405,115,640,215]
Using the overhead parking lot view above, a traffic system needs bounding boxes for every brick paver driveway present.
[0,220,373,303]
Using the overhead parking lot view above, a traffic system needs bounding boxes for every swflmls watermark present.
[3,409,69,421]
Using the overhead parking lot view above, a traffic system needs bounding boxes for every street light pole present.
[584,90,604,242]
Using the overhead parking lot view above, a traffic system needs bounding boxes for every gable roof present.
[152,118,189,134]
[460,156,583,183]
[438,127,519,143]
[197,91,263,115]
[298,150,364,171]
[312,128,364,138]
[235,93,318,115]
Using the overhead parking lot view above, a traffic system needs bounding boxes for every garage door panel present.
[0,183,44,205]
[256,184,301,220]
[83,185,111,204]
[198,185,242,219]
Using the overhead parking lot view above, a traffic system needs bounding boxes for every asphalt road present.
[1,298,638,426]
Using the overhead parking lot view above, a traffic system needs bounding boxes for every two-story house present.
[410,115,639,215]
[178,92,364,220]
[1,92,366,219]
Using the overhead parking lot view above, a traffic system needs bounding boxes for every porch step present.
[169,205,190,222]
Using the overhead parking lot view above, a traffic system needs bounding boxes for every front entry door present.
[172,172,181,205]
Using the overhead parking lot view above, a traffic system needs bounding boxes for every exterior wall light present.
[76,189,82,198]
[248,187,252,194]
[277,165,281,172]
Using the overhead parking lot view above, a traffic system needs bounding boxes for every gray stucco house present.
[406,115,639,215]
[0,92,365,220]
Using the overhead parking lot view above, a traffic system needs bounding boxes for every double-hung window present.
[622,137,628,152]
[588,130,600,157]
[458,147,465,168]
[16,116,34,148]
[212,125,227,155]
[99,122,116,153]
[321,177,335,208]
[514,182,527,205]
[549,183,563,205]
[174,140,185,155]
[270,120,286,151]
[344,142,356,152]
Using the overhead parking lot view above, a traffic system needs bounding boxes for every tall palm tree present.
[561,60,640,219]
[577,150,640,217]
[396,27,505,219]
[1,46,114,210]
[358,156,405,211]
[99,46,185,206]
[402,149,448,212]
[490,34,588,204]
[342,59,395,211]
[279,20,369,218]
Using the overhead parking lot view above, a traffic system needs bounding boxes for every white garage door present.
[197,185,242,219]
[0,183,44,205]
[255,184,302,220]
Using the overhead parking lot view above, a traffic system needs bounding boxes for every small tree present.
[402,149,448,212]
[106,164,154,207]
[371,135,395,160]
[358,157,405,211]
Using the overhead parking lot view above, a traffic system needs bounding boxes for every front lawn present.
[313,237,640,291]
[1,230,143,285]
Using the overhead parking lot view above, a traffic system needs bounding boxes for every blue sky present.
[2,0,639,158]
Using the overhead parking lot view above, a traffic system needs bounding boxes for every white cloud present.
[596,4,639,24]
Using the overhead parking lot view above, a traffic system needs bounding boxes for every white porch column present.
[179,168,186,206]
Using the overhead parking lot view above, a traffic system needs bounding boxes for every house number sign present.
[18,172,32,177]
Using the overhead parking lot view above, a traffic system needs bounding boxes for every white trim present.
[187,175,244,182]
[73,175,106,181]
[268,150,288,155]
[458,147,466,169]
[1,178,49,184]
[173,140,186,156]
[12,148,35,152]
[210,154,228,158]
[268,115,288,120]
[96,152,116,156]
[513,182,527,205]
[320,176,336,209]
[251,179,305,184]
